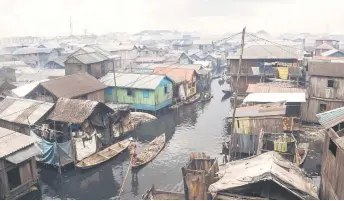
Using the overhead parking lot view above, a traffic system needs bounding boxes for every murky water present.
[33,81,231,200]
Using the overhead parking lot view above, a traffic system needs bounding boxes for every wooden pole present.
[113,58,118,103]
[230,27,246,161]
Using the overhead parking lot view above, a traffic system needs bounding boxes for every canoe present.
[131,133,166,168]
[184,94,201,105]
[296,143,309,166]
[76,139,130,169]
[222,89,232,95]
[142,185,185,200]
[201,94,213,102]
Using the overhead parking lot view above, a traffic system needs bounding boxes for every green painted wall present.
[104,79,173,106]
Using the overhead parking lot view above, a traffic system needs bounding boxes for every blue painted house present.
[100,72,174,112]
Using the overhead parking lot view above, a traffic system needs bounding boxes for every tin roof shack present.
[315,37,339,49]
[25,73,106,103]
[134,57,166,66]
[316,107,344,199]
[152,67,197,101]
[64,46,119,79]
[301,59,344,123]
[48,98,115,153]
[12,47,59,67]
[0,81,16,100]
[98,44,138,69]
[231,103,301,156]
[100,72,174,112]
[0,127,40,200]
[246,82,306,93]
[227,44,303,95]
[209,151,318,200]
[0,97,54,135]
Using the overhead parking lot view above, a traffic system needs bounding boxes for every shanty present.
[208,151,319,200]
[0,127,40,199]
[100,72,174,112]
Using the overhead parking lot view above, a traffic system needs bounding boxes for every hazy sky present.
[0,0,343,37]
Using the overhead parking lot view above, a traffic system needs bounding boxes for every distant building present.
[12,47,60,67]
[315,37,339,49]
[301,59,344,123]
[320,49,344,57]
[64,46,119,79]
[0,127,40,200]
[227,44,303,95]
[317,107,344,199]
[315,43,335,56]
[44,55,68,69]
[100,72,174,112]
[99,44,138,69]
[134,57,166,66]
[25,73,106,103]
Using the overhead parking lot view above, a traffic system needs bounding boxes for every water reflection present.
[35,80,231,200]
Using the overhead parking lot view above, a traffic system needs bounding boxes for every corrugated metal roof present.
[0,127,37,158]
[321,49,341,56]
[12,79,49,98]
[135,57,166,63]
[15,68,65,82]
[73,52,108,64]
[229,44,303,59]
[335,137,344,150]
[40,73,106,98]
[243,93,306,103]
[246,84,306,93]
[152,67,196,83]
[0,97,54,125]
[316,107,344,129]
[12,47,54,55]
[234,104,286,117]
[100,72,169,90]
[48,98,112,124]
[315,43,334,50]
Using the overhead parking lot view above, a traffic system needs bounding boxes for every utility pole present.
[112,57,118,103]
[230,27,246,161]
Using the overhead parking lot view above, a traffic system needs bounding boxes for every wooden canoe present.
[76,139,130,169]
[201,94,213,102]
[184,94,201,105]
[169,101,184,110]
[131,133,166,168]
[296,143,309,166]
[142,185,185,200]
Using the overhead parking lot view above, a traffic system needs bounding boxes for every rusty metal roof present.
[40,73,106,98]
[153,67,196,83]
[0,127,37,158]
[0,97,54,125]
[246,83,306,93]
[317,107,344,129]
[234,104,286,118]
[48,98,113,124]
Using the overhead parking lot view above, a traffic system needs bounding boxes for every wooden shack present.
[0,127,40,200]
[302,59,344,123]
[317,107,344,199]
[181,153,219,200]
[230,103,302,158]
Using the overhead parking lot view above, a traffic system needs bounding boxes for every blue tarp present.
[30,130,73,166]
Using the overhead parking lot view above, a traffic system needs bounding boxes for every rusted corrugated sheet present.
[40,73,106,99]
[48,98,112,124]
[247,84,306,93]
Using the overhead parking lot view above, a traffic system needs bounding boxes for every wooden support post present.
[230,27,246,161]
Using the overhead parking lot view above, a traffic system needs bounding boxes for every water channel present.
[30,80,231,200]
[26,79,322,200]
